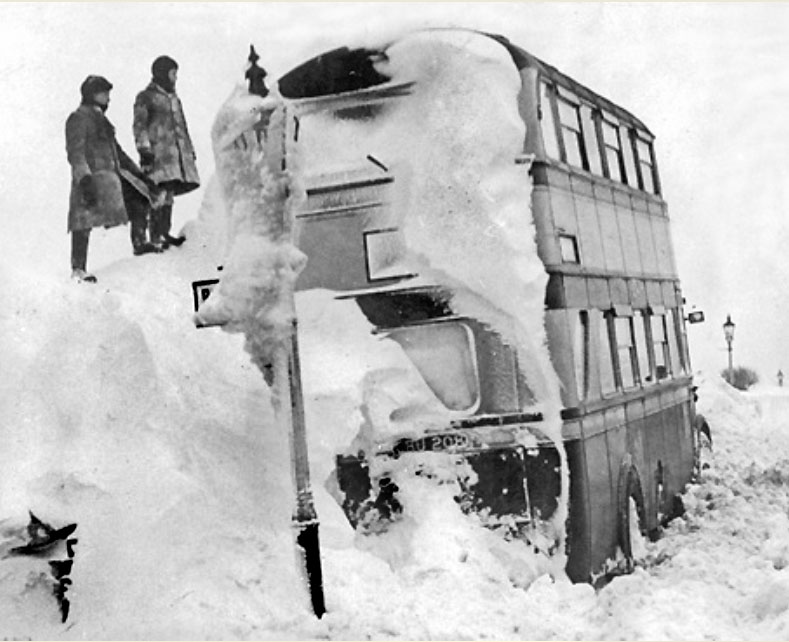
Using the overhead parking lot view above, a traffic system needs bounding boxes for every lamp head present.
[723,314,735,342]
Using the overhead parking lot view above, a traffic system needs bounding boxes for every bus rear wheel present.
[617,463,647,573]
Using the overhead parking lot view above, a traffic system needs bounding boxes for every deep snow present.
[5,232,789,639]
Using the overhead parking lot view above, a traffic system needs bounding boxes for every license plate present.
[391,431,482,455]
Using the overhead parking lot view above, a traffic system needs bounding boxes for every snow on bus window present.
[386,322,480,412]
[364,228,411,281]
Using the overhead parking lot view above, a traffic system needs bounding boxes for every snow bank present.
[0,251,313,639]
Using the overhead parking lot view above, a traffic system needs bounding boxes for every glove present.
[79,174,97,207]
[139,149,155,170]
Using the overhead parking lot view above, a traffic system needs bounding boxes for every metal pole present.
[727,340,733,382]
[288,318,325,618]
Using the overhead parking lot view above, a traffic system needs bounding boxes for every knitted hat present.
[80,75,113,100]
[151,55,178,84]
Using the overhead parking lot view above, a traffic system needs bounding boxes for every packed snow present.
[3,14,789,642]
[5,224,789,638]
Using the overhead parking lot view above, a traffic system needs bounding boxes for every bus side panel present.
[658,395,683,505]
[680,395,696,475]
[565,439,592,583]
[672,389,696,493]
[583,425,617,573]
[642,398,667,531]
[624,401,649,522]
[604,408,627,555]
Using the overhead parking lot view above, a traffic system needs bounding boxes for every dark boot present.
[160,203,185,247]
[150,205,169,251]
[130,212,148,252]
[133,242,163,256]
[70,230,96,282]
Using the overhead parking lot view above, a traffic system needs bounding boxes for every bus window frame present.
[580,104,603,176]
[381,318,483,415]
[363,227,413,282]
[612,310,639,391]
[555,93,589,171]
[598,309,618,398]
[540,81,561,160]
[671,307,690,375]
[573,310,591,401]
[599,114,627,185]
[632,132,659,196]
[647,309,672,380]
[633,310,653,386]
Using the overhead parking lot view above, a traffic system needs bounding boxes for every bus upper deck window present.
[365,229,410,281]
[386,322,480,412]
[601,118,625,183]
[635,136,657,194]
[580,106,602,176]
[540,82,561,160]
[557,97,586,169]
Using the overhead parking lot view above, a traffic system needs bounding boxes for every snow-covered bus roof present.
[278,28,653,137]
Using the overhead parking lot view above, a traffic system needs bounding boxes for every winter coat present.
[65,104,153,233]
[133,81,200,195]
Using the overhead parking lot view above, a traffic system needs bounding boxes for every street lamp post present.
[723,314,735,383]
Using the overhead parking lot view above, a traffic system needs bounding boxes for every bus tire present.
[617,463,647,573]
[693,414,712,479]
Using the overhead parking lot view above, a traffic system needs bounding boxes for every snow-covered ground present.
[4,190,789,639]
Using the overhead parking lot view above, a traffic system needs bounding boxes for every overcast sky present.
[2,2,788,380]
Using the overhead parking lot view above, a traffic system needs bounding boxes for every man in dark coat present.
[133,55,200,250]
[66,76,159,283]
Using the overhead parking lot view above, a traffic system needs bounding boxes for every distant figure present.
[778,370,784,387]
[65,75,159,283]
[133,55,200,250]
[246,45,269,98]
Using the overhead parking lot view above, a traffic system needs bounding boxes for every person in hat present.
[133,55,200,250]
[65,75,160,283]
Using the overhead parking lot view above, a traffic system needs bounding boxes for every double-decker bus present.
[274,29,704,582]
